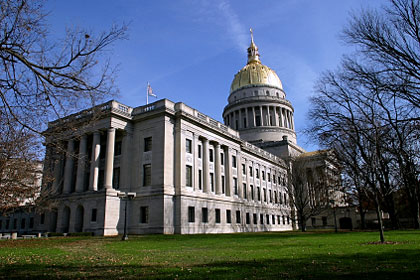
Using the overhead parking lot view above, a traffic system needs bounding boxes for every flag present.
[147,83,157,97]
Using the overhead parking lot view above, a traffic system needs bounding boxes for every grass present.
[1,230,419,279]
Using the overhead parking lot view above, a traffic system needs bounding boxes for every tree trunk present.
[375,192,385,243]
[358,204,366,230]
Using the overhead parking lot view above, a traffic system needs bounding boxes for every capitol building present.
[33,35,326,236]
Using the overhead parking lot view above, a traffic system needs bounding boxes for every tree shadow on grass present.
[1,248,419,279]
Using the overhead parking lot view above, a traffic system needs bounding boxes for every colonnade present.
[224,105,294,130]
[52,127,121,194]
[185,134,288,206]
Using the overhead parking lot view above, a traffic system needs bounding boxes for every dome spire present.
[247,28,260,64]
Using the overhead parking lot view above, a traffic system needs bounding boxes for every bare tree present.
[285,152,340,232]
[0,0,127,133]
[0,1,126,212]
[0,114,43,213]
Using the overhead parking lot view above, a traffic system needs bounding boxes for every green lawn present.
[1,230,419,279]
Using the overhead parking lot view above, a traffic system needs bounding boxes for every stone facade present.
[39,99,293,235]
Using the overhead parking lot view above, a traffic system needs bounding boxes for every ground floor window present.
[91,209,97,222]
[188,207,195,223]
[226,210,231,223]
[246,213,250,224]
[215,209,221,223]
[140,206,149,224]
[236,211,241,223]
[202,208,208,223]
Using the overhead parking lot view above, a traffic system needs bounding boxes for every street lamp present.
[118,192,136,241]
[329,199,338,233]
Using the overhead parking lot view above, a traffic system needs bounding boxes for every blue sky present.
[46,0,384,151]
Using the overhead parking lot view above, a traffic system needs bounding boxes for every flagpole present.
[146,82,149,105]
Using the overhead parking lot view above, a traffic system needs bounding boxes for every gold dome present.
[230,29,283,94]
[230,61,283,93]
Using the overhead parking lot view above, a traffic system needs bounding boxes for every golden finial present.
[250,28,254,44]
[247,27,260,64]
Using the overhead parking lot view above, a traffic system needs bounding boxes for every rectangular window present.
[144,137,152,152]
[13,218,17,229]
[266,214,270,224]
[277,215,281,225]
[256,169,260,179]
[287,216,290,224]
[115,141,122,156]
[236,210,241,224]
[256,115,261,126]
[202,208,208,223]
[246,213,250,224]
[250,185,254,200]
[272,215,275,224]
[215,209,221,224]
[284,193,287,205]
[242,164,246,175]
[188,207,195,223]
[21,218,26,229]
[6,219,10,229]
[29,217,34,228]
[91,209,97,222]
[113,167,120,189]
[322,216,327,226]
[232,155,237,168]
[243,183,247,199]
[249,166,253,177]
[267,173,271,182]
[140,206,149,223]
[260,214,264,224]
[221,153,224,165]
[283,215,286,225]
[186,139,192,153]
[198,170,202,190]
[273,175,276,184]
[222,175,225,194]
[262,171,265,181]
[210,173,214,192]
[40,213,45,225]
[263,188,267,202]
[226,210,231,223]
[253,213,257,224]
[279,192,283,204]
[233,178,238,195]
[257,187,261,201]
[198,144,202,158]
[186,165,192,187]
[274,191,278,203]
[143,164,152,186]
[269,190,272,203]
[209,149,214,162]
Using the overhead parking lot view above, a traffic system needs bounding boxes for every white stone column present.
[238,109,242,129]
[252,107,256,127]
[75,135,87,192]
[52,150,64,194]
[291,112,295,130]
[193,135,199,191]
[63,139,75,194]
[202,138,209,193]
[267,106,271,126]
[104,128,116,189]
[274,107,279,126]
[225,147,232,196]
[259,106,264,126]
[215,143,222,195]
[237,153,243,198]
[89,131,101,191]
